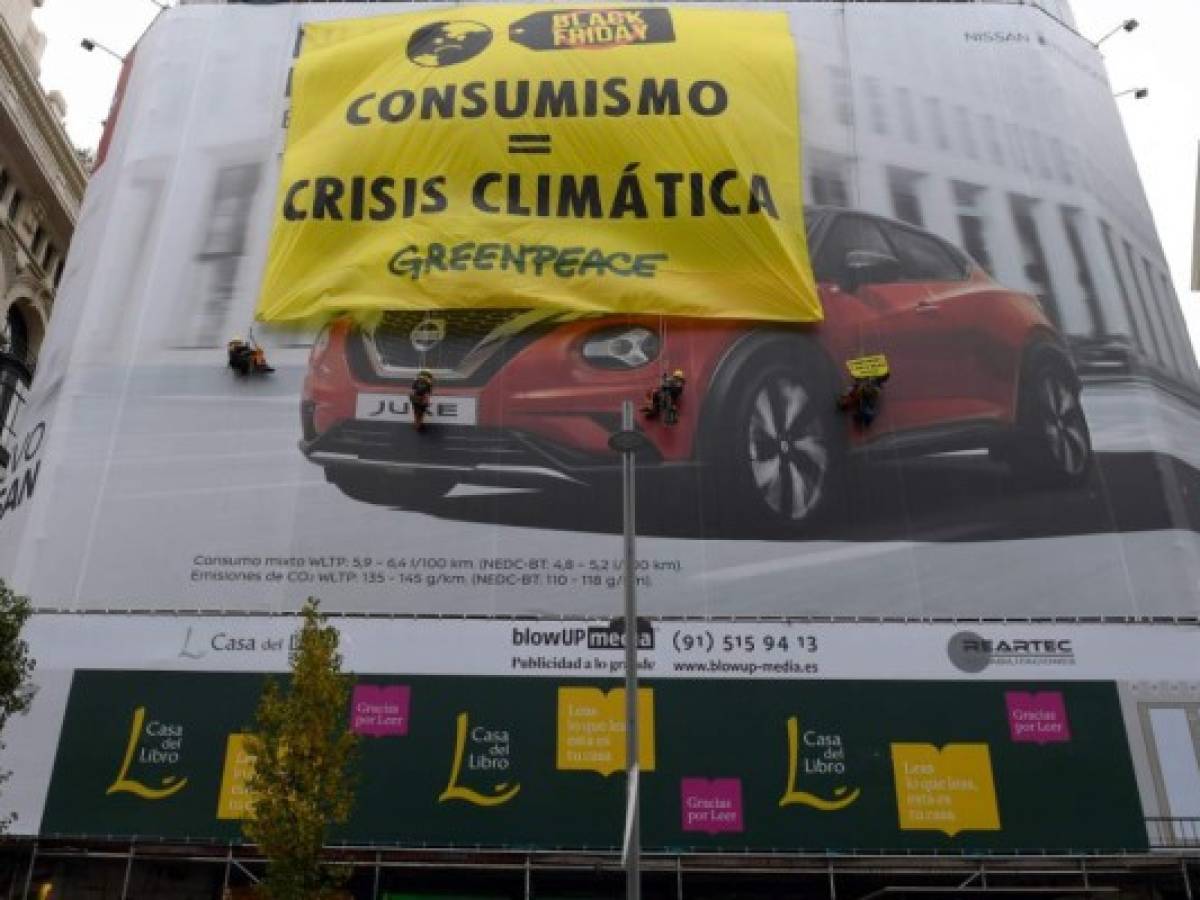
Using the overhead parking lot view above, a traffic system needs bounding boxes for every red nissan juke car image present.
[299,207,1092,532]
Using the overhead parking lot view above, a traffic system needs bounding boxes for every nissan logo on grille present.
[410,318,447,352]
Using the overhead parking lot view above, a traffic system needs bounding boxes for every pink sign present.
[681,777,743,834]
[351,685,410,737]
[1005,691,1071,744]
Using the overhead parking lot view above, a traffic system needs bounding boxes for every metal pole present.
[621,399,640,900]
[119,843,134,900]
[20,844,35,900]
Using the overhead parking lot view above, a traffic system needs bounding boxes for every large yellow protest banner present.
[255,5,820,324]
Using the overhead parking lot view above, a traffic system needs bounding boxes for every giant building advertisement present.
[0,0,1199,854]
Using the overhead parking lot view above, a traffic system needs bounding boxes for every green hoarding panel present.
[41,672,1146,853]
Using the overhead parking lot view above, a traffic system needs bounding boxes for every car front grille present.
[368,309,532,372]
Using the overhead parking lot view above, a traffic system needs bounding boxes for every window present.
[1009,194,1060,326]
[41,243,55,270]
[955,105,978,160]
[1148,708,1200,818]
[810,170,849,208]
[178,162,263,347]
[1007,127,1029,173]
[925,96,950,151]
[1026,128,1052,179]
[1160,272,1197,372]
[1060,207,1102,335]
[53,259,64,289]
[885,225,966,282]
[981,115,1004,166]
[0,168,8,202]
[1140,700,1200,847]
[828,66,853,127]
[864,77,888,136]
[888,167,925,228]
[812,216,892,285]
[1099,221,1144,351]
[1049,138,1072,185]
[6,189,21,222]
[895,86,919,144]
[1143,257,1182,373]
[2,307,30,362]
[953,181,993,275]
[1124,239,1167,365]
[31,226,45,259]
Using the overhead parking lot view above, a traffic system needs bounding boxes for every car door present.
[881,223,1012,423]
[811,213,936,434]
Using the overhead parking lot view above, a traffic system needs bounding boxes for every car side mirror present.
[841,250,901,293]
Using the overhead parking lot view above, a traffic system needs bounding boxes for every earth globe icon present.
[406,21,494,68]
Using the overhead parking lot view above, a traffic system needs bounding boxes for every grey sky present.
[31,0,1200,343]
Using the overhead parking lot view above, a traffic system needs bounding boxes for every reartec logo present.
[510,623,655,650]
[948,631,1075,673]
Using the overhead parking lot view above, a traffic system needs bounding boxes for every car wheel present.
[1010,357,1092,487]
[327,469,455,508]
[705,356,844,534]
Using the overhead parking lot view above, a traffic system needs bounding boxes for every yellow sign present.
[891,743,1001,837]
[216,734,258,820]
[557,687,655,776]
[256,5,819,325]
[847,354,889,379]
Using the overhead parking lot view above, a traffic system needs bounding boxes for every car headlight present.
[581,326,660,369]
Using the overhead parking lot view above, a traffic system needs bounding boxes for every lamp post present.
[1093,18,1139,48]
[607,400,647,900]
[1113,87,1150,100]
[80,38,126,64]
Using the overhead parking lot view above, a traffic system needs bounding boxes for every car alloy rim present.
[746,376,830,519]
[1039,372,1089,475]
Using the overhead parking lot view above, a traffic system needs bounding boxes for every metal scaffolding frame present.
[2,839,1198,900]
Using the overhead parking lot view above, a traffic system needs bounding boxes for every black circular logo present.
[410,318,446,353]
[947,631,992,673]
[406,21,493,68]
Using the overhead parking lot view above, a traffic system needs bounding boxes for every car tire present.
[1008,356,1092,488]
[327,468,455,508]
[703,352,845,535]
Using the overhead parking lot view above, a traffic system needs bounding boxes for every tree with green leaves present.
[245,598,358,899]
[0,579,35,832]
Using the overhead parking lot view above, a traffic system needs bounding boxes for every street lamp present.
[607,401,647,900]
[1113,87,1150,100]
[1093,18,1139,47]
[80,38,126,64]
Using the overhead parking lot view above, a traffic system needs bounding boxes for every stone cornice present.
[0,15,87,225]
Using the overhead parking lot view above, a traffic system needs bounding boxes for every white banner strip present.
[24,614,1200,681]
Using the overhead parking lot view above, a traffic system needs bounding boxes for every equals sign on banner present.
[508,133,552,154]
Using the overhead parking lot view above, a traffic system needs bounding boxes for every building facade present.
[0,0,85,467]
[5,1,1200,898]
